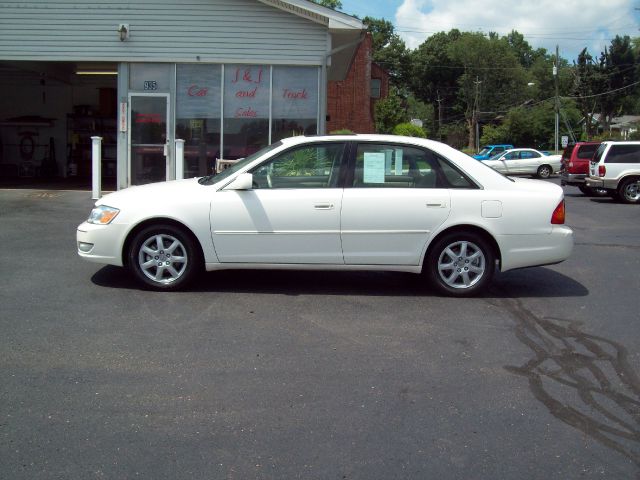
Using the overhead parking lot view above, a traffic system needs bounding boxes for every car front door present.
[340,143,457,265]
[500,151,527,174]
[210,142,346,264]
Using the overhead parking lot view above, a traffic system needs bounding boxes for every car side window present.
[520,151,538,159]
[352,143,476,189]
[250,143,345,189]
[494,147,505,154]
[504,152,518,160]
[604,144,640,164]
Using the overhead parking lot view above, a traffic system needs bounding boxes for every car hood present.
[96,177,205,208]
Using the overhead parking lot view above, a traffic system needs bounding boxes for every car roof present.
[280,133,447,151]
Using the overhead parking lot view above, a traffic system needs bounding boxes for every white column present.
[175,139,185,180]
[91,136,103,200]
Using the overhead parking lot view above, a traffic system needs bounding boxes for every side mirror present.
[224,172,253,191]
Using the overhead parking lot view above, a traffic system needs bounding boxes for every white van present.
[585,141,640,204]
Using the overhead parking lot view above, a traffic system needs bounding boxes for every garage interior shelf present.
[67,114,116,178]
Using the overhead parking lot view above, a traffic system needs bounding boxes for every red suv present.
[560,142,606,196]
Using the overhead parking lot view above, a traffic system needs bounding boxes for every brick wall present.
[327,33,389,134]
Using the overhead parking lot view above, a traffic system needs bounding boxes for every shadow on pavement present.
[91,264,588,298]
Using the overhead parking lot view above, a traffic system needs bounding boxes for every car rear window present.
[562,145,574,160]
[604,144,640,164]
[576,144,599,159]
[592,143,607,163]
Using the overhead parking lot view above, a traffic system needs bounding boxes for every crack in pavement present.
[487,297,640,472]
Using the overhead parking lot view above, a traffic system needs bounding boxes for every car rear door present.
[339,142,454,265]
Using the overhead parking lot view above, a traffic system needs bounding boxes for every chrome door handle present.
[314,203,334,210]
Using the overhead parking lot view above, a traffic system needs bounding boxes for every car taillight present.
[551,200,565,225]
[598,165,606,177]
[568,161,573,168]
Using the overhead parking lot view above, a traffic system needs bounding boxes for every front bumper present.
[498,226,574,272]
[76,221,128,266]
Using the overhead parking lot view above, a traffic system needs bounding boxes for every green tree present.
[447,32,528,149]
[374,91,407,133]
[409,30,464,140]
[405,95,435,135]
[599,35,638,126]
[310,0,342,9]
[363,16,411,86]
[481,101,580,149]
[393,122,427,138]
[572,48,605,139]
[504,30,546,69]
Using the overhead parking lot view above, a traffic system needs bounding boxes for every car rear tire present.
[425,232,495,297]
[537,165,552,179]
[128,224,201,290]
[618,178,640,204]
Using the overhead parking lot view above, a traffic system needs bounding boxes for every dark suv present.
[560,142,605,196]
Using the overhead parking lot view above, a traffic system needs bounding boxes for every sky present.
[338,0,640,62]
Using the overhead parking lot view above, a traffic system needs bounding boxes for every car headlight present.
[88,205,120,225]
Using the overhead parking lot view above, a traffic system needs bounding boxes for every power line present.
[562,80,640,99]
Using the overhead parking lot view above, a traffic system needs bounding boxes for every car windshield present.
[488,152,504,160]
[198,141,283,185]
[478,147,492,156]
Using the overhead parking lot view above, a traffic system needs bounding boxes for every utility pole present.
[554,44,560,153]
[474,76,482,152]
[436,90,443,142]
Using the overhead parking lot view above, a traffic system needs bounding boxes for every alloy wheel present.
[437,240,486,289]
[137,233,188,284]
[622,180,640,203]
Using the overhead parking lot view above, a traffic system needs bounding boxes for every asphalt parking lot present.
[1,180,639,479]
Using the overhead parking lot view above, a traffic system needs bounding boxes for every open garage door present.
[0,61,117,190]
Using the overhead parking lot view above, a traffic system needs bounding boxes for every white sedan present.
[482,148,562,178]
[77,135,573,296]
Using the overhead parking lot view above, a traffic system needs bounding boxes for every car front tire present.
[128,224,201,290]
[618,177,640,204]
[425,232,495,297]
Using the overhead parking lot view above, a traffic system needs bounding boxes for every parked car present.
[560,142,606,196]
[585,141,640,204]
[482,148,561,178]
[473,144,514,160]
[77,134,573,297]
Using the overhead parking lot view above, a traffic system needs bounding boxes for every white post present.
[175,139,185,180]
[91,136,102,200]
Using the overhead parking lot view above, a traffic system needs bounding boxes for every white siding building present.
[0,0,363,188]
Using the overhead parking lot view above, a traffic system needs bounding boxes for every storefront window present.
[272,66,318,142]
[176,65,221,176]
[222,64,270,160]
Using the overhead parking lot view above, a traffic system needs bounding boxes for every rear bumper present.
[498,226,574,272]
[584,176,618,190]
[560,171,585,186]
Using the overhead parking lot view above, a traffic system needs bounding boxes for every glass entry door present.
[129,94,170,185]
